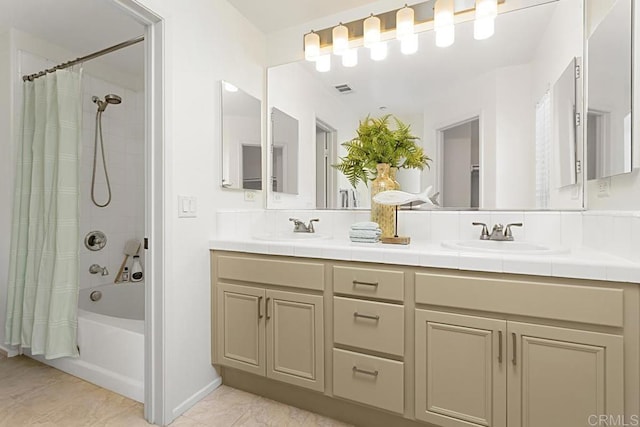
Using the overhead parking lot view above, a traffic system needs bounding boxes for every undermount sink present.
[253,232,331,242]
[441,240,569,255]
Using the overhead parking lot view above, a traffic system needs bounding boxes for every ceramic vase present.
[371,163,395,238]
[389,167,401,190]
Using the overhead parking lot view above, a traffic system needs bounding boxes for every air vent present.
[334,84,353,94]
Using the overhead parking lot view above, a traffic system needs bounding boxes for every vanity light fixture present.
[303,0,504,71]
[304,31,320,61]
[434,0,455,47]
[474,0,498,40]
[315,53,331,72]
[332,24,349,55]
[363,14,381,48]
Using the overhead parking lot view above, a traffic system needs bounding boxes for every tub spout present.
[89,264,109,276]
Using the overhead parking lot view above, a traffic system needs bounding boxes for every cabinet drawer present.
[334,266,404,301]
[415,272,624,327]
[217,255,324,290]
[333,348,404,414]
[334,297,404,356]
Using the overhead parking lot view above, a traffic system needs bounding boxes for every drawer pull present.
[498,331,503,364]
[258,296,263,319]
[352,366,379,377]
[512,332,517,365]
[352,280,379,287]
[353,312,380,321]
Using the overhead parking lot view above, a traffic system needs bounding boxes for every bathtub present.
[30,282,145,402]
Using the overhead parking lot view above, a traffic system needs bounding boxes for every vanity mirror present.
[220,81,262,190]
[266,0,585,210]
[585,0,633,180]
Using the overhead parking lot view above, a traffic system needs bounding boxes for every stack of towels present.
[349,222,382,243]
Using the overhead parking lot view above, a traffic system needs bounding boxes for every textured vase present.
[389,167,401,190]
[371,163,395,238]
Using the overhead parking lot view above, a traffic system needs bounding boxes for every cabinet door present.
[216,283,266,376]
[266,289,324,392]
[507,322,623,427]
[415,310,507,427]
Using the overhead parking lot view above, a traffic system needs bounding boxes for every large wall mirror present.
[220,81,262,190]
[586,0,633,180]
[267,0,585,210]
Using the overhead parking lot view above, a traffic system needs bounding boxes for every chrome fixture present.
[84,230,107,251]
[472,222,522,241]
[289,218,320,233]
[89,264,109,276]
[89,291,102,302]
[91,93,122,208]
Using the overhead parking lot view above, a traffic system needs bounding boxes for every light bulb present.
[342,48,358,67]
[364,15,381,48]
[396,6,415,40]
[401,34,419,55]
[436,25,455,47]
[475,0,498,19]
[370,42,388,61]
[315,54,331,72]
[474,16,495,40]
[332,24,349,55]
[304,31,320,61]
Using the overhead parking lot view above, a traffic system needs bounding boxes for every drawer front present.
[333,348,404,414]
[217,255,324,290]
[333,297,404,356]
[415,272,624,327]
[334,266,404,301]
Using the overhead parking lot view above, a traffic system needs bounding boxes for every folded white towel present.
[349,229,382,239]
[350,237,380,243]
[350,221,380,231]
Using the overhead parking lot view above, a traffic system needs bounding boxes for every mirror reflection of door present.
[271,107,299,194]
[241,144,262,190]
[272,146,284,192]
[441,119,480,208]
[315,120,336,209]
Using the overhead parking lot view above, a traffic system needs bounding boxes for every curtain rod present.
[22,35,145,82]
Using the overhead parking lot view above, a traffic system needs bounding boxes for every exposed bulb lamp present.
[304,31,320,61]
[342,48,358,67]
[370,42,388,61]
[474,0,497,40]
[401,33,419,55]
[332,24,349,55]
[434,0,455,47]
[363,14,381,48]
[396,5,415,40]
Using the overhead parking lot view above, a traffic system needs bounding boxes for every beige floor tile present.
[231,396,313,427]
[301,413,354,427]
[182,385,261,426]
[169,416,209,426]
[90,403,151,427]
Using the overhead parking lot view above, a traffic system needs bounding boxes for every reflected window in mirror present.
[220,81,262,190]
[266,0,584,210]
[586,0,632,180]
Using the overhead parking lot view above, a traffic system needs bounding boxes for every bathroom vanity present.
[210,247,639,427]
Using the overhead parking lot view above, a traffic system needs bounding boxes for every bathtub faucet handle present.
[89,264,109,276]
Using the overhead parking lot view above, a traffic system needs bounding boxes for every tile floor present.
[0,355,351,426]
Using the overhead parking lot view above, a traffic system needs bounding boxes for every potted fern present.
[334,114,430,236]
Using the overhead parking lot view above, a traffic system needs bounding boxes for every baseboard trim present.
[171,376,222,419]
[0,344,20,357]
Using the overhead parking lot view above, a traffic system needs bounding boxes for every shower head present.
[92,93,122,112]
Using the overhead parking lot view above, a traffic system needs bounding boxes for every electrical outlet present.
[244,191,257,202]
[597,178,611,198]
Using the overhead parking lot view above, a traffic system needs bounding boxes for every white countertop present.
[210,237,640,284]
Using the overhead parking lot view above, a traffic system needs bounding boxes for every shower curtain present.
[4,70,82,359]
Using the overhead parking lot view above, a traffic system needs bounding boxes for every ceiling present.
[0,0,144,78]
[227,0,380,34]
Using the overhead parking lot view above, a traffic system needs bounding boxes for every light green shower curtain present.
[4,70,81,359]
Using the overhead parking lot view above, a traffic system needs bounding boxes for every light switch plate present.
[178,195,197,218]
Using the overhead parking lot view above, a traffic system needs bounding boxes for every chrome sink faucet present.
[289,218,319,233]
[472,222,522,241]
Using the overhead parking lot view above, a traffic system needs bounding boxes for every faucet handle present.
[504,223,523,239]
[308,218,320,233]
[472,222,489,240]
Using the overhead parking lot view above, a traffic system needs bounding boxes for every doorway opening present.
[438,118,480,208]
[315,119,337,208]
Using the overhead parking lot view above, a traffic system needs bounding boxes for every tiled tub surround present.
[212,209,640,284]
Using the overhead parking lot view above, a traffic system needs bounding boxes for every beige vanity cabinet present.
[213,254,325,392]
[415,272,627,427]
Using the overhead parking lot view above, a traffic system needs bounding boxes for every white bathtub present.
[31,283,145,402]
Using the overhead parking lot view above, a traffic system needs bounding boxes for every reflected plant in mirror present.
[220,80,262,190]
[266,0,585,210]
